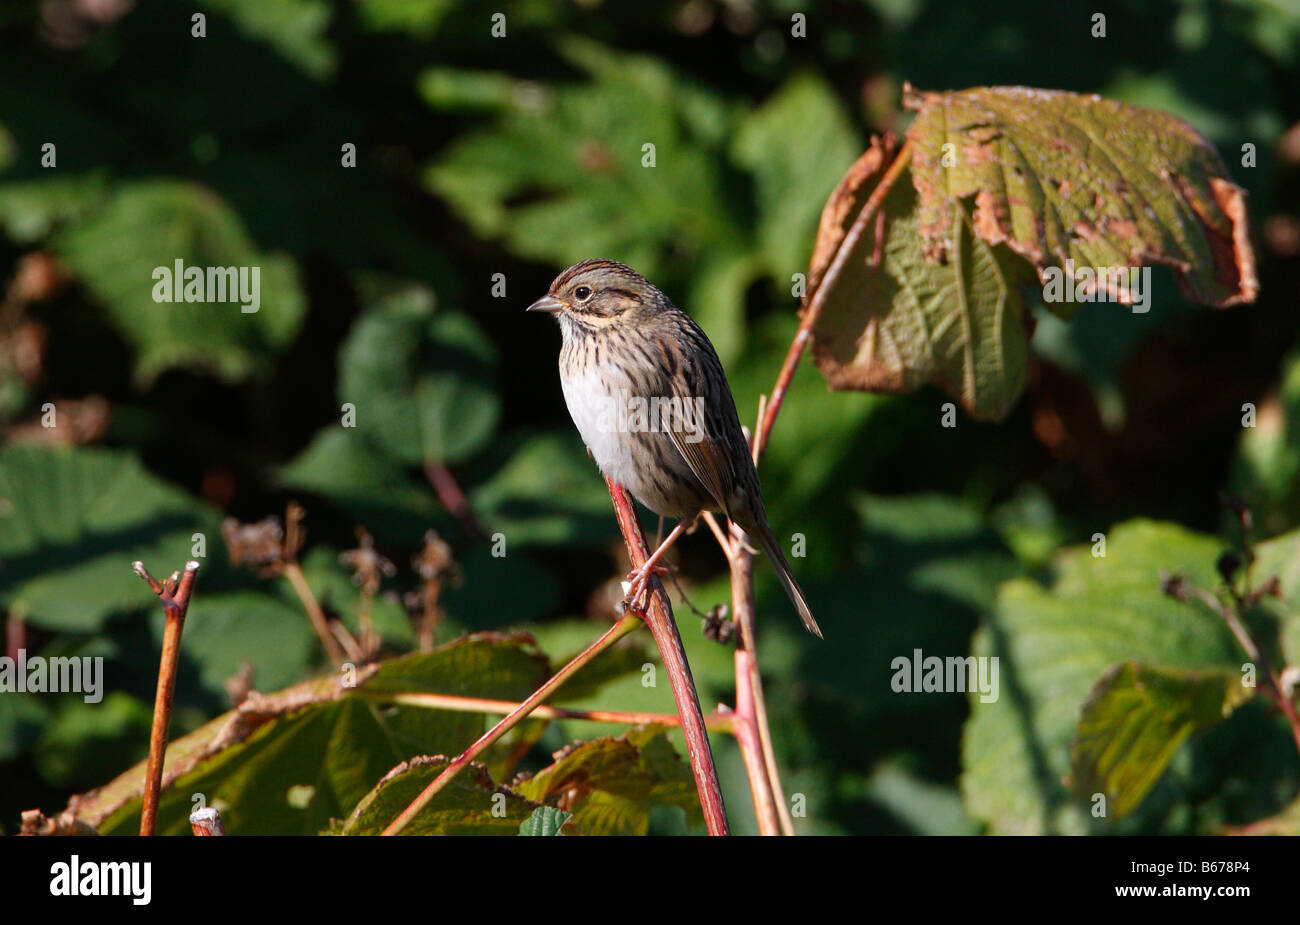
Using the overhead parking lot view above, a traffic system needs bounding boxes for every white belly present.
[560,364,642,489]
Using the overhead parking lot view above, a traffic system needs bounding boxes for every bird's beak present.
[525,294,564,314]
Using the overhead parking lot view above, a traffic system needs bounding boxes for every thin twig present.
[605,476,730,836]
[371,690,734,730]
[135,559,200,837]
[282,562,348,667]
[755,138,913,465]
[381,614,642,835]
[1175,576,1300,759]
[424,462,483,537]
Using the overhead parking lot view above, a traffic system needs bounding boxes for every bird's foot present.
[621,562,670,612]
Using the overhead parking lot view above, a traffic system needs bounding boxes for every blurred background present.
[2,0,1299,835]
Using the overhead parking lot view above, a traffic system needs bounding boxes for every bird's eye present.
[574,285,592,301]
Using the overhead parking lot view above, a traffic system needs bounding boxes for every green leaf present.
[1070,662,1254,818]
[53,180,306,384]
[731,72,862,277]
[33,693,153,790]
[961,520,1243,834]
[74,634,553,835]
[163,591,320,697]
[469,431,612,548]
[206,0,336,80]
[339,756,541,835]
[0,445,215,631]
[422,39,742,282]
[518,805,572,836]
[808,137,1040,421]
[0,172,109,243]
[809,86,1258,421]
[1243,527,1300,668]
[512,725,702,836]
[337,286,499,466]
[277,426,446,546]
[903,85,1257,310]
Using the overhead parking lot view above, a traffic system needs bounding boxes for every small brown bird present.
[527,258,822,637]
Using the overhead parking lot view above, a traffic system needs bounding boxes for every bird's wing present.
[662,332,742,517]
[666,421,736,516]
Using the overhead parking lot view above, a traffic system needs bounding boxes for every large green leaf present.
[904,85,1256,310]
[1070,662,1253,818]
[808,137,1039,421]
[53,180,306,383]
[337,286,499,466]
[0,445,215,631]
[75,634,552,835]
[962,520,1242,834]
[809,87,1257,421]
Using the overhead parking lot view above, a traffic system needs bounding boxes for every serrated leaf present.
[512,725,702,835]
[809,86,1258,421]
[961,520,1242,834]
[1070,661,1254,818]
[0,445,215,631]
[903,85,1256,309]
[53,180,306,383]
[518,805,571,836]
[809,136,1039,420]
[337,287,499,466]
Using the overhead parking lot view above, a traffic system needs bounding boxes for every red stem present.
[136,560,199,836]
[604,477,730,836]
[425,462,482,537]
[755,138,913,464]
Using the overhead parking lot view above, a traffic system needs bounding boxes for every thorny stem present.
[282,562,347,667]
[134,559,199,837]
[381,613,642,835]
[605,476,731,836]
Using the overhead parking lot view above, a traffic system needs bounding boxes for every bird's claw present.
[621,563,669,612]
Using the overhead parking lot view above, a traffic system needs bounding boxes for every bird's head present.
[525,259,663,330]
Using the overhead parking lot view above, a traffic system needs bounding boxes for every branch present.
[604,476,731,836]
[134,558,200,837]
[727,536,783,835]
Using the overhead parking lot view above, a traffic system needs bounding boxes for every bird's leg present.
[624,517,693,609]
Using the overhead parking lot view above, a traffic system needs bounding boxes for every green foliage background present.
[2,0,1300,834]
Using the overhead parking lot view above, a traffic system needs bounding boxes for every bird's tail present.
[752,520,823,638]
